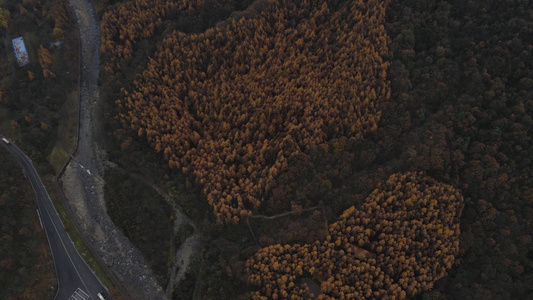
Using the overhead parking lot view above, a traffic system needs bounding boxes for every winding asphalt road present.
[0,135,110,300]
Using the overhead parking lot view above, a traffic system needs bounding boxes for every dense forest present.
[106,0,390,224]
[0,146,56,299]
[99,0,532,299]
[0,0,79,166]
[247,172,463,299]
[0,0,78,298]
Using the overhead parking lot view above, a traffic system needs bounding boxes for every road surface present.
[0,134,110,300]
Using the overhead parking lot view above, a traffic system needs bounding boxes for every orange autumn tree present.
[117,0,391,223]
[38,45,55,79]
[100,0,196,73]
[246,172,464,299]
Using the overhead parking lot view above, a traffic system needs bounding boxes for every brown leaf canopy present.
[116,0,391,223]
[246,172,464,299]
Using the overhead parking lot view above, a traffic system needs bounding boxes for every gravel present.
[61,0,167,299]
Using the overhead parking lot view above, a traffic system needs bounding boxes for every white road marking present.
[36,209,43,229]
[6,139,107,297]
[39,197,92,298]
[70,288,90,300]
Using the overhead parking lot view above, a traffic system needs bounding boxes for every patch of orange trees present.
[246,172,464,299]
[108,0,391,223]
[38,45,55,79]
[100,0,196,72]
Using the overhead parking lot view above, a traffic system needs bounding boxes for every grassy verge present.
[48,146,69,174]
[48,89,78,173]
[57,201,115,288]
[42,175,122,297]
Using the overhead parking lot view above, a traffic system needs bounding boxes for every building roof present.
[12,37,30,66]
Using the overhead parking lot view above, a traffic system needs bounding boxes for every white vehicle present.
[97,293,105,300]
[2,137,9,144]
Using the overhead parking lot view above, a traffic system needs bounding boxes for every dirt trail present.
[61,0,167,299]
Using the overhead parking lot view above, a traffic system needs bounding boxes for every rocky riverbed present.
[60,0,200,299]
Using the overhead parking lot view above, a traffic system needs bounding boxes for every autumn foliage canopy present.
[112,0,391,223]
[246,172,464,299]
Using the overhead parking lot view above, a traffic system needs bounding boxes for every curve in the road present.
[0,136,110,300]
